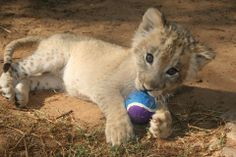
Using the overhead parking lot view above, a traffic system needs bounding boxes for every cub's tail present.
[3,36,44,72]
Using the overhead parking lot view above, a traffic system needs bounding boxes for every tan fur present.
[0,8,215,145]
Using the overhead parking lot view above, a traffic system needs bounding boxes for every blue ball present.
[124,90,157,124]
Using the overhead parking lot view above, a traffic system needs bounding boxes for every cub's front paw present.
[0,72,15,101]
[105,115,134,146]
[149,109,172,138]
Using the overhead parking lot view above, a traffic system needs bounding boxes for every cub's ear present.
[193,43,215,70]
[137,8,166,36]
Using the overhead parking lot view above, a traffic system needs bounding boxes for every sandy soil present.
[0,0,235,156]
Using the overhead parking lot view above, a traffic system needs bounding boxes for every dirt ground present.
[0,0,236,156]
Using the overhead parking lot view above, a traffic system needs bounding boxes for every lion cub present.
[0,8,215,145]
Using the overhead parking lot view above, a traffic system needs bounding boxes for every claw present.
[3,63,11,73]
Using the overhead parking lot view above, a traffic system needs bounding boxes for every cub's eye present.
[146,53,153,64]
[166,67,179,76]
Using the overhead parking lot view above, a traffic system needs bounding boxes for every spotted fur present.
[0,8,215,145]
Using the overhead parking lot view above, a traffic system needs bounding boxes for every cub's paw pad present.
[149,109,172,138]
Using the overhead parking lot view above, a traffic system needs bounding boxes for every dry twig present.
[0,25,11,33]
[11,134,26,150]
[188,124,211,132]
[56,110,73,120]
[4,125,25,135]
[24,139,29,157]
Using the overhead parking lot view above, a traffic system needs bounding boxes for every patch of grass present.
[0,102,226,157]
[74,144,91,156]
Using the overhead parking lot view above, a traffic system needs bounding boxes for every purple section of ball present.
[127,105,154,124]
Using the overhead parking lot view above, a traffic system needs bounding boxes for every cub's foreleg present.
[149,103,172,138]
[90,88,134,146]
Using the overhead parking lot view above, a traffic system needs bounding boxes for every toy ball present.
[124,90,157,124]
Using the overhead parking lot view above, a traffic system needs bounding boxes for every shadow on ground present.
[6,85,234,140]
[0,0,235,26]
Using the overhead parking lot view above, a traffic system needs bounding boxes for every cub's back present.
[63,36,131,95]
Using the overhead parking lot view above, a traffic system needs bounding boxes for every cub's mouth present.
[135,79,165,98]
[135,78,158,91]
[142,84,154,92]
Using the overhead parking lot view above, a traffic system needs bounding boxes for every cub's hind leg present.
[1,43,68,101]
[14,73,63,107]
[0,55,65,102]
[11,48,67,81]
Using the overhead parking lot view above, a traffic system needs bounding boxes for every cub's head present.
[132,8,215,95]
